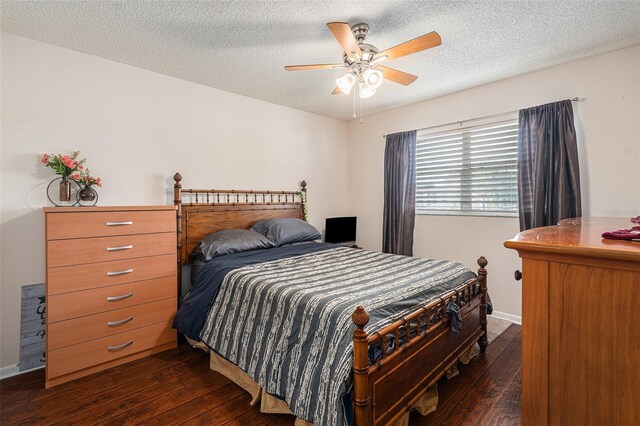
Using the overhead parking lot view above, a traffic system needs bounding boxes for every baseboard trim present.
[0,364,44,380]
[490,311,522,325]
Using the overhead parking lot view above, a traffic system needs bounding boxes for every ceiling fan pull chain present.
[359,89,364,124]
[353,84,357,119]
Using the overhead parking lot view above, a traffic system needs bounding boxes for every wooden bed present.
[173,173,488,426]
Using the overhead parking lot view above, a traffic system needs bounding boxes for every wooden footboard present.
[352,257,488,425]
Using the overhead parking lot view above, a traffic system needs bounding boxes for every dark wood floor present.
[1,325,521,425]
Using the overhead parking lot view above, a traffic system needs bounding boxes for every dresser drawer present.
[48,298,175,350]
[46,210,175,240]
[47,276,176,322]
[47,254,175,295]
[47,321,176,379]
[47,232,175,267]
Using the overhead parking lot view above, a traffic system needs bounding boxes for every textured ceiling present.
[2,1,640,121]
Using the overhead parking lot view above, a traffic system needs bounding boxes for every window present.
[415,117,518,217]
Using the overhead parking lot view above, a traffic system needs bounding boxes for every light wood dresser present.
[505,217,640,425]
[44,206,178,388]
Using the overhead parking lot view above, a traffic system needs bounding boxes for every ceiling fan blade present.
[332,87,344,95]
[378,66,418,86]
[284,64,344,71]
[326,22,363,59]
[375,31,441,61]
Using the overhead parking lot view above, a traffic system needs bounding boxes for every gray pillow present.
[252,218,321,247]
[192,229,275,261]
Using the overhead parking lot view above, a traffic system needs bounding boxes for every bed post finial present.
[300,180,307,193]
[352,306,371,425]
[352,306,369,328]
[174,173,183,301]
[477,256,489,353]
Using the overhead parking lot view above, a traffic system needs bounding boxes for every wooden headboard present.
[173,173,307,271]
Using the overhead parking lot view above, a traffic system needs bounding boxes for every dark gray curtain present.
[517,100,581,231]
[383,130,417,255]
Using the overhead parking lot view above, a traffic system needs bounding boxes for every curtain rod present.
[382,97,583,138]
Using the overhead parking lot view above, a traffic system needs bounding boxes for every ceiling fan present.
[284,22,441,99]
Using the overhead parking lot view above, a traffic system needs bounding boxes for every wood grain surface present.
[506,217,640,425]
[46,209,175,240]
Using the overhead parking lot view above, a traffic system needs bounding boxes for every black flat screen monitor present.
[325,216,357,243]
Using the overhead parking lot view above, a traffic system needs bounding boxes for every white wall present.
[348,45,640,319]
[0,33,350,369]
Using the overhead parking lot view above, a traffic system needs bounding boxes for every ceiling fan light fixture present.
[285,22,439,102]
[336,73,356,94]
[359,82,376,99]
[362,69,383,89]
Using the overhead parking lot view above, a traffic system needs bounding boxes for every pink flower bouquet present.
[41,151,86,177]
[72,169,102,188]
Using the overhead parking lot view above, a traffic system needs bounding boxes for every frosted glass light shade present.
[359,82,376,98]
[336,73,356,94]
[362,69,383,89]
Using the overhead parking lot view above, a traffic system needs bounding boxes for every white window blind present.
[416,118,519,216]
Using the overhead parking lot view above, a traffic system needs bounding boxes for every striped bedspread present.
[200,247,475,425]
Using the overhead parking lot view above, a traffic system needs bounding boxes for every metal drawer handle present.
[107,316,134,327]
[106,221,133,226]
[106,268,133,276]
[106,292,133,302]
[107,341,133,352]
[106,245,133,251]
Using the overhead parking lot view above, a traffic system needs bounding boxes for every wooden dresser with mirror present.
[505,217,640,425]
